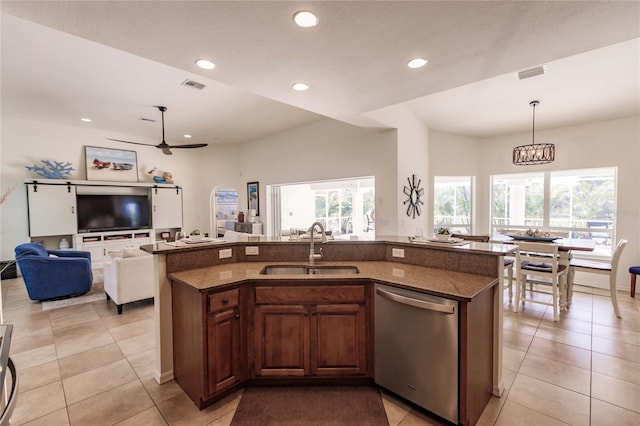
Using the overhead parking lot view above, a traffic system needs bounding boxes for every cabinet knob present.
[223,297,229,304]
[311,311,317,316]
[303,312,308,317]
[234,313,240,319]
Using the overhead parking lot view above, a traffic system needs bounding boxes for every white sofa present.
[216,219,236,237]
[103,248,155,314]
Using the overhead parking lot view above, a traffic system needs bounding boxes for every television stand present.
[73,230,154,269]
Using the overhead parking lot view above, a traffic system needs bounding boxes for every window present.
[491,173,544,229]
[270,177,375,239]
[491,167,617,256]
[433,176,473,234]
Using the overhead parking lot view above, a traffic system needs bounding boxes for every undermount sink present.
[260,265,360,275]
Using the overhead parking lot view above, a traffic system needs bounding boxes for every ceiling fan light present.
[195,59,215,70]
[293,10,318,28]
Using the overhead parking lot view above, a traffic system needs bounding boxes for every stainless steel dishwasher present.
[375,283,459,424]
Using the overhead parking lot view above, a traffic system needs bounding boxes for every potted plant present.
[435,227,451,240]
[190,229,203,241]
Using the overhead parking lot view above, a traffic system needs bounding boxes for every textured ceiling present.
[1,1,639,144]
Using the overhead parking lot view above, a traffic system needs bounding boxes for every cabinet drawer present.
[255,285,365,305]
[208,288,239,313]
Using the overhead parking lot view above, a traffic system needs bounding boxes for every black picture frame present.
[247,181,259,216]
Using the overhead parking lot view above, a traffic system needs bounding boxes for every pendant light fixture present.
[513,100,555,165]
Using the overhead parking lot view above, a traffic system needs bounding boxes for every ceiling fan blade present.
[167,143,209,149]
[109,106,208,155]
[106,138,156,147]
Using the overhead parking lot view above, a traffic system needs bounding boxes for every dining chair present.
[514,241,567,322]
[568,239,627,318]
[630,265,640,298]
[452,234,515,304]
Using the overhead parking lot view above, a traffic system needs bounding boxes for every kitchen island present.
[143,236,515,425]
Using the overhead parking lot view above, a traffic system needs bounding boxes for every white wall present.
[364,104,429,236]
[428,130,483,233]
[0,117,238,258]
[6,112,635,290]
[427,116,640,291]
[1,116,398,258]
[236,118,398,236]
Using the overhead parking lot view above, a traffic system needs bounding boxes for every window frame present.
[490,167,617,257]
[432,175,475,235]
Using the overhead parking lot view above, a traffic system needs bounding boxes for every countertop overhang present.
[169,260,499,302]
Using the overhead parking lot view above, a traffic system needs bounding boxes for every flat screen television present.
[77,194,151,233]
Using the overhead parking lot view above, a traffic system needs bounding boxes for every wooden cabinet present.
[206,288,242,396]
[172,284,243,408]
[253,284,369,378]
[234,222,262,234]
[26,182,77,237]
[254,305,310,376]
[312,303,366,376]
[151,186,183,229]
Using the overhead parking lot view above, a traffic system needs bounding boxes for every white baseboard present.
[154,369,174,384]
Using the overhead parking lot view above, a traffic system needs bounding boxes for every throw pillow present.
[122,248,147,258]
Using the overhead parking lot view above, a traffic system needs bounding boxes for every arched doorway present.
[210,185,238,237]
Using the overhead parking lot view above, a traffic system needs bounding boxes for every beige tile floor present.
[2,276,639,425]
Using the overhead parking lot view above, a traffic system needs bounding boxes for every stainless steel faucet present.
[308,221,327,265]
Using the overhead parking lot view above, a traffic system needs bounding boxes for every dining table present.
[491,234,596,309]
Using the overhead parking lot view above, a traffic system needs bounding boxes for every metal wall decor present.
[513,100,555,165]
[403,174,424,218]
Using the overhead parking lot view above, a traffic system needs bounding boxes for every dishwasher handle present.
[376,288,455,314]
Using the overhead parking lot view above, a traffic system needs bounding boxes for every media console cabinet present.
[72,229,154,269]
[25,179,183,266]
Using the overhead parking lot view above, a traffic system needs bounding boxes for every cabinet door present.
[254,305,309,376]
[82,242,105,266]
[26,183,77,236]
[151,187,183,229]
[311,303,367,376]
[207,307,240,396]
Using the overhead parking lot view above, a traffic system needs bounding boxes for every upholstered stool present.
[630,266,640,298]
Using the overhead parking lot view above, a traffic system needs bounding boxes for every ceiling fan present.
[107,105,208,155]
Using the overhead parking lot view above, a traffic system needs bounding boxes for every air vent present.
[181,79,206,90]
[517,65,546,80]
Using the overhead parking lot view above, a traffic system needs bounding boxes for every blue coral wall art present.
[25,160,74,179]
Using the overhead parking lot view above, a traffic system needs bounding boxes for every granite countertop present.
[168,260,499,302]
[145,235,515,256]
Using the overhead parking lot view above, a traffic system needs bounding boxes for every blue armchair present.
[15,243,93,301]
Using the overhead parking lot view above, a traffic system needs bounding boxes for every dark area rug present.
[230,385,389,425]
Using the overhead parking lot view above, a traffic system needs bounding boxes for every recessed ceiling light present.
[183,134,192,138]
[195,59,215,70]
[80,118,92,122]
[407,58,428,69]
[292,82,309,91]
[293,10,318,28]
